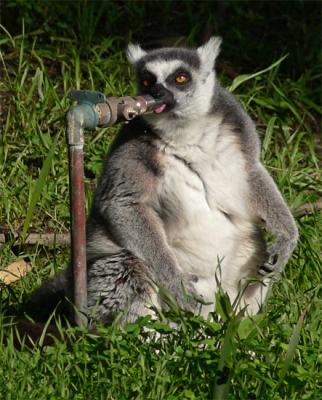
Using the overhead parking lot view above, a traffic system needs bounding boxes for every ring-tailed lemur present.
[28,37,298,324]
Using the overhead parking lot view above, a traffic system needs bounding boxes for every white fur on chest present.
[157,117,250,234]
[156,118,254,307]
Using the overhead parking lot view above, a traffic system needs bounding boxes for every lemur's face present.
[127,37,222,121]
[137,59,193,115]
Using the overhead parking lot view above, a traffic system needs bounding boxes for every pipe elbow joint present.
[66,104,99,145]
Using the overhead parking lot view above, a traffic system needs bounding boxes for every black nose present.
[150,84,167,98]
[150,84,174,105]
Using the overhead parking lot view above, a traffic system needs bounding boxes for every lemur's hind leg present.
[87,250,160,325]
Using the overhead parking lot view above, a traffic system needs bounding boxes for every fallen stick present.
[293,199,322,217]
[0,232,70,246]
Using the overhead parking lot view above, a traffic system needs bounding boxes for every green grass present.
[0,1,321,399]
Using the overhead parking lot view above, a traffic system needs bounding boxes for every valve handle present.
[68,90,107,105]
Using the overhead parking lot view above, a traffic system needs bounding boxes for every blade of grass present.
[0,24,16,47]
[228,55,288,92]
[274,311,305,392]
[18,19,25,75]
[262,116,277,155]
[213,289,242,399]
[213,315,241,400]
[21,131,60,240]
[0,50,12,85]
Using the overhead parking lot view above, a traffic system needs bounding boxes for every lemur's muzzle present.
[150,84,174,113]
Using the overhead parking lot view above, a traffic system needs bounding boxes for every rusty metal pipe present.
[66,106,95,327]
[69,145,87,327]
[66,90,165,327]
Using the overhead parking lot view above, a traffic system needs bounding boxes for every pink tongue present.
[154,104,166,114]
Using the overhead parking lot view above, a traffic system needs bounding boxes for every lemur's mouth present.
[153,104,167,114]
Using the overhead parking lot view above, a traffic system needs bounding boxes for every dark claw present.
[268,253,278,265]
[258,262,275,276]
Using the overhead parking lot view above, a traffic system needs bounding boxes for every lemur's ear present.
[197,36,222,71]
[126,43,147,64]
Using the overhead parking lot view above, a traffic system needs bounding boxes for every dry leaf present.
[0,259,32,285]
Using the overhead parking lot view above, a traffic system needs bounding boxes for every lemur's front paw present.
[259,235,297,279]
[161,273,201,312]
[158,273,196,311]
[183,273,199,293]
[258,252,281,278]
[166,274,198,312]
[182,273,205,311]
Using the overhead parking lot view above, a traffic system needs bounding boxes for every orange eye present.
[143,79,150,87]
[175,74,189,84]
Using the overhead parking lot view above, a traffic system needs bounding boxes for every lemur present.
[26,37,298,325]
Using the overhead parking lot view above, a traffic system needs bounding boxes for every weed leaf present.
[228,55,288,92]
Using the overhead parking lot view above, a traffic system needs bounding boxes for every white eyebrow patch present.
[145,60,184,82]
